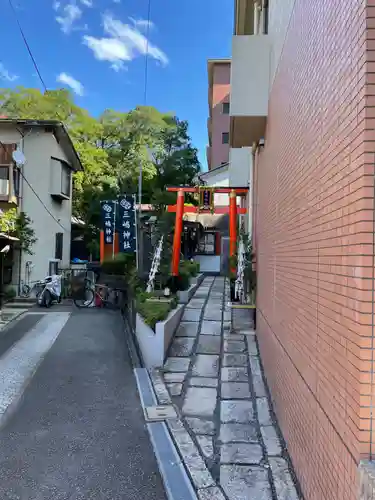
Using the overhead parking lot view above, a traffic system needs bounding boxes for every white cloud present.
[83,36,131,71]
[0,63,18,82]
[113,0,121,3]
[129,17,154,32]
[80,0,93,6]
[57,72,84,95]
[56,3,82,33]
[53,0,61,10]
[83,13,168,71]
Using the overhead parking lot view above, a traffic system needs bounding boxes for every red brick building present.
[229,1,375,498]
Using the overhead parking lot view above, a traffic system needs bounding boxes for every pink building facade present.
[207,60,231,170]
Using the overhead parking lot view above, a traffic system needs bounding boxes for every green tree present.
[0,87,201,252]
[0,208,37,254]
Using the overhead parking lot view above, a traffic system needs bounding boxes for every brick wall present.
[255,1,374,499]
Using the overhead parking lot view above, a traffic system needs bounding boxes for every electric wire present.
[143,0,152,105]
[7,0,48,92]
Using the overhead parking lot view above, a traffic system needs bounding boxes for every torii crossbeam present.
[166,186,249,278]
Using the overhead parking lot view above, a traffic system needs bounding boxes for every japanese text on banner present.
[117,195,137,253]
[100,201,116,244]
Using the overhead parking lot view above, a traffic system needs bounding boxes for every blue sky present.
[0,0,234,170]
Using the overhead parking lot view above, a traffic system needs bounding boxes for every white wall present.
[20,130,72,282]
[230,35,271,118]
[229,147,251,187]
[268,0,296,86]
[201,167,230,206]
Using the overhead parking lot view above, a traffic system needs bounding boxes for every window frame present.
[222,102,230,114]
[197,232,216,256]
[222,132,229,144]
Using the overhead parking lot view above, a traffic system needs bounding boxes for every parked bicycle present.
[73,279,121,309]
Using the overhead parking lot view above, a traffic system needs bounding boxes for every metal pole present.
[138,158,143,274]
[112,200,116,259]
[134,194,139,270]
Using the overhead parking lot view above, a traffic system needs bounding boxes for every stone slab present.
[221,400,255,424]
[220,423,258,443]
[220,465,272,500]
[164,357,190,373]
[168,422,216,489]
[200,321,222,336]
[197,335,221,355]
[221,382,251,400]
[249,355,262,376]
[224,333,245,341]
[224,340,246,353]
[221,443,263,465]
[164,372,186,383]
[190,377,218,388]
[261,426,282,456]
[246,336,258,356]
[182,309,202,322]
[198,487,226,500]
[253,374,267,398]
[145,405,177,421]
[176,322,199,337]
[182,387,217,417]
[221,367,249,382]
[193,355,219,378]
[167,383,183,396]
[269,458,299,500]
[223,353,248,367]
[186,299,206,309]
[149,369,172,404]
[197,435,214,458]
[186,417,215,436]
[257,397,272,425]
[170,337,195,357]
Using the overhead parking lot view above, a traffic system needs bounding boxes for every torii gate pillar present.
[171,189,185,276]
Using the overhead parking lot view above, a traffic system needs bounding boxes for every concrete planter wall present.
[135,304,184,368]
[178,273,204,304]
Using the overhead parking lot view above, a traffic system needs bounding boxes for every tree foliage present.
[0,208,37,254]
[0,87,201,251]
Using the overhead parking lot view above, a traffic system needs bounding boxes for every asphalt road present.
[0,309,166,500]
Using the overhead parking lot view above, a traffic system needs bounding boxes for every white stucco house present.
[0,119,83,292]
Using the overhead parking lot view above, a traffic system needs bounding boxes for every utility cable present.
[143,0,152,105]
[7,0,48,92]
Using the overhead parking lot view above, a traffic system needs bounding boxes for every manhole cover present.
[145,405,177,422]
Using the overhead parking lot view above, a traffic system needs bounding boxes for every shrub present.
[137,300,172,330]
[101,254,136,277]
[180,260,200,277]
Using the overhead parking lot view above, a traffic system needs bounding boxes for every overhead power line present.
[7,0,48,92]
[143,0,152,105]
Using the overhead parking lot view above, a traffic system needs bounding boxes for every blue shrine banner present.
[117,195,137,253]
[100,200,116,244]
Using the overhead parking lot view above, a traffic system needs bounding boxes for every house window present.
[61,164,71,197]
[198,232,216,255]
[222,132,229,144]
[222,102,230,114]
[0,167,9,196]
[55,232,63,260]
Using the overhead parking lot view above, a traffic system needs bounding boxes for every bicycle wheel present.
[73,288,95,308]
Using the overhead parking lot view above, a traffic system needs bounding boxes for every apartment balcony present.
[229,147,251,187]
[230,34,271,147]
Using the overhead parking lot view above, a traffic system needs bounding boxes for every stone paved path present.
[150,276,300,500]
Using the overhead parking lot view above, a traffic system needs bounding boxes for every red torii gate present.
[167,186,248,277]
